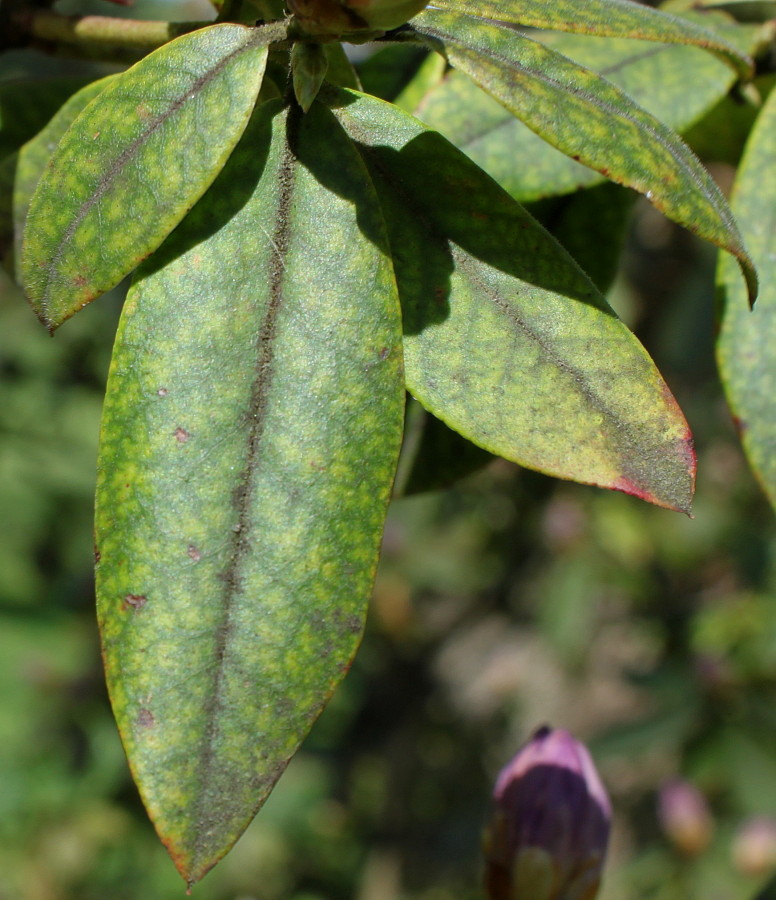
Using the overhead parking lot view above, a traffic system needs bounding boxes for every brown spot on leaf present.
[122,593,147,611]
[136,708,155,728]
[94,546,101,564]
[157,387,168,397]
[187,545,201,562]
[379,347,390,360]
[73,274,88,287]
[175,427,189,443]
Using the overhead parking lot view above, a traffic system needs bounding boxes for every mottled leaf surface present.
[411,8,757,300]
[717,89,776,509]
[95,99,404,883]
[21,24,269,330]
[430,0,753,77]
[331,88,695,510]
[417,31,738,202]
[13,77,117,273]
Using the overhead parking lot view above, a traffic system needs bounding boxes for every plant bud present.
[288,0,428,37]
[658,779,713,857]
[484,726,612,900]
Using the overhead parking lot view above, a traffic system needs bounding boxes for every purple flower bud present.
[484,726,611,900]
[658,779,713,856]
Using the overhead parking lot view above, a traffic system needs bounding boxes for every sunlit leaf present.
[430,0,753,77]
[331,88,695,511]
[717,88,776,510]
[21,24,270,330]
[95,98,404,884]
[411,8,757,300]
[416,30,739,202]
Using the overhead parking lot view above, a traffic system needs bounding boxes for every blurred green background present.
[3,2,776,897]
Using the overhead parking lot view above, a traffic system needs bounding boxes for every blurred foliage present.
[2,1,776,897]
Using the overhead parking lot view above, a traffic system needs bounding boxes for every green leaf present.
[331,88,695,511]
[542,182,637,294]
[717,88,776,509]
[94,98,404,884]
[411,8,757,301]
[430,0,754,78]
[11,76,117,277]
[393,399,495,497]
[0,77,102,158]
[21,24,270,331]
[356,43,429,101]
[416,30,739,202]
[292,42,329,112]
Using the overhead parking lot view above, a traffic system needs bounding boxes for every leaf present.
[94,97,404,884]
[393,399,495,497]
[430,0,754,78]
[330,88,695,511]
[411,8,758,301]
[21,24,270,331]
[356,43,429,101]
[12,76,117,277]
[416,30,740,202]
[0,77,101,158]
[717,88,776,510]
[542,182,637,294]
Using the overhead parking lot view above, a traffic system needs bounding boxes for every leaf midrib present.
[185,104,298,883]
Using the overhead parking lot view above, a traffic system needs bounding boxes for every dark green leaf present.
[411,8,757,301]
[393,398,495,497]
[331,88,695,511]
[0,77,100,158]
[430,0,753,77]
[417,30,739,202]
[21,24,270,331]
[356,44,429,101]
[717,88,776,509]
[94,98,404,884]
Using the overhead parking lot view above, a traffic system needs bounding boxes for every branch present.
[2,9,207,59]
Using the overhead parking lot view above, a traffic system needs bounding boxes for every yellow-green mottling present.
[21,24,269,330]
[431,0,753,79]
[717,88,776,510]
[13,76,117,267]
[411,8,757,302]
[416,32,738,203]
[95,98,404,885]
[332,88,695,511]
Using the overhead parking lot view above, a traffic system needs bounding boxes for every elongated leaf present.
[430,0,753,77]
[12,77,117,274]
[411,8,757,301]
[21,24,270,331]
[417,30,738,202]
[331,88,695,511]
[95,98,404,884]
[717,89,776,509]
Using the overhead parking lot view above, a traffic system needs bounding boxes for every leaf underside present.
[21,24,269,329]
[717,88,776,510]
[95,99,404,884]
[411,8,757,302]
[330,87,696,512]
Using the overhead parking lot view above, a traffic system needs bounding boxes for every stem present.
[3,9,291,60]
[5,9,203,55]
